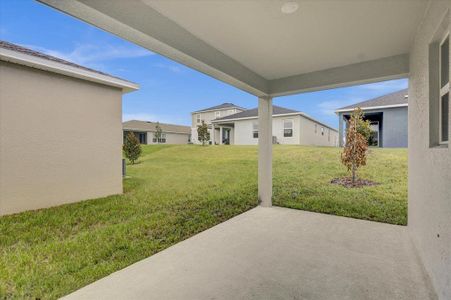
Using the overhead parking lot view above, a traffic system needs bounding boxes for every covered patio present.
[62,207,434,300]
[39,1,450,299]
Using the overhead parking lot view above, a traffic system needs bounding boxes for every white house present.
[210,105,338,146]
[190,102,246,144]
[123,120,191,144]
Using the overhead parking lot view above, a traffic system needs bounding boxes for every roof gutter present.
[335,103,408,114]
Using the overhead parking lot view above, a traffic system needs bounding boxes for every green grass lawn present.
[0,145,407,299]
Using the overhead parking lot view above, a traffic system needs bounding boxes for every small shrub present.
[341,108,371,185]
[197,121,210,146]
[123,132,142,164]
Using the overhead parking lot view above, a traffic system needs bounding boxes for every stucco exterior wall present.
[382,107,408,147]
[338,107,408,148]
[230,115,337,146]
[299,115,338,147]
[146,131,190,144]
[0,61,123,216]
[408,2,451,299]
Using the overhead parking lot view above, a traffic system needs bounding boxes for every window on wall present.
[153,133,167,143]
[197,114,201,124]
[252,121,258,138]
[321,127,324,135]
[440,34,449,144]
[283,119,293,137]
[139,133,147,144]
[215,111,221,118]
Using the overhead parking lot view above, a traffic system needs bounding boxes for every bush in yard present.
[341,108,371,185]
[197,121,210,146]
[154,122,163,143]
[123,132,142,164]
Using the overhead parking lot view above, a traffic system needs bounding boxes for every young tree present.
[154,123,163,144]
[341,108,371,185]
[197,121,210,146]
[123,132,142,164]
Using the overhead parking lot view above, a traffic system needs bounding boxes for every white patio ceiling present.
[39,0,427,96]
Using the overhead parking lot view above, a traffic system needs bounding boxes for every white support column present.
[219,126,223,145]
[211,123,215,145]
[258,96,272,207]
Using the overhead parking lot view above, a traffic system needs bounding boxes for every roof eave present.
[335,103,408,114]
[0,48,139,93]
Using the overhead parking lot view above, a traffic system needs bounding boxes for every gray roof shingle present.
[0,40,134,83]
[123,120,190,134]
[193,102,245,113]
[214,105,299,121]
[337,88,408,111]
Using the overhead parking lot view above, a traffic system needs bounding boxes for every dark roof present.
[123,120,190,134]
[215,105,299,121]
[337,88,408,111]
[193,102,244,113]
[0,40,132,83]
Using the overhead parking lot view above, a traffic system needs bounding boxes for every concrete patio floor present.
[63,207,435,300]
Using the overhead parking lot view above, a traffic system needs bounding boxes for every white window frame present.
[283,119,293,137]
[196,114,201,124]
[439,33,449,144]
[321,127,324,136]
[252,121,259,138]
[215,111,221,118]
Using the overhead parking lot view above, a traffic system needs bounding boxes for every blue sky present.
[0,0,408,129]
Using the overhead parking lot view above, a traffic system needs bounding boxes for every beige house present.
[0,41,138,216]
[35,1,451,298]
[211,105,338,146]
[123,120,191,144]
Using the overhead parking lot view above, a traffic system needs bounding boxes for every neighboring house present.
[123,120,191,144]
[335,89,408,148]
[0,41,138,216]
[211,105,338,146]
[191,102,246,144]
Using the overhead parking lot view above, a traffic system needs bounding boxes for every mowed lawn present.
[0,145,407,299]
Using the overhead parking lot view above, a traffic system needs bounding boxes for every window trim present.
[196,114,201,124]
[439,33,449,144]
[215,111,221,118]
[283,119,293,138]
[252,121,258,138]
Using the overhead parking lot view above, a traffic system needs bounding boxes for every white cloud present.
[23,43,153,67]
[317,98,364,116]
[358,80,408,91]
[122,113,189,126]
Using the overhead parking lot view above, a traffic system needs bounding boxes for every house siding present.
[383,107,408,148]
[191,108,244,144]
[226,115,337,146]
[338,106,408,148]
[409,2,451,299]
[0,61,123,215]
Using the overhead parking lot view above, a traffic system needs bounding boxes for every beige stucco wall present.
[0,61,123,216]
[299,115,338,147]
[146,131,190,144]
[408,2,450,299]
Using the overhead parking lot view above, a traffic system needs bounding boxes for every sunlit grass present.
[0,145,406,299]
